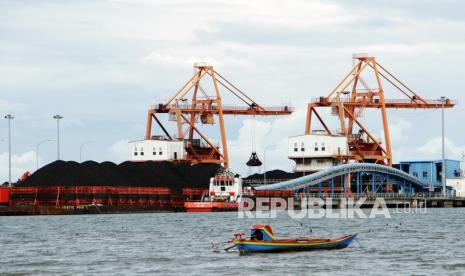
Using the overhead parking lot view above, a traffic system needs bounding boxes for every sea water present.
[1,208,465,275]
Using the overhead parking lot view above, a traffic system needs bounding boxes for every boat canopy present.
[250,224,275,241]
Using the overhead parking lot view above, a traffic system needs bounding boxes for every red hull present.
[184,201,238,212]
[1,186,241,215]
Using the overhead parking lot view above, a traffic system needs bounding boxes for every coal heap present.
[244,169,297,180]
[19,160,221,191]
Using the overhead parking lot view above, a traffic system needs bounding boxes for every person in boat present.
[251,229,264,240]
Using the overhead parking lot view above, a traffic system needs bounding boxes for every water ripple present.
[0,209,464,275]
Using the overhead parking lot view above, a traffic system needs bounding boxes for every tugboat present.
[184,169,242,212]
[232,225,357,254]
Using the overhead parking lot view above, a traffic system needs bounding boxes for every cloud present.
[142,50,252,68]
[228,107,307,175]
[0,150,36,183]
[222,0,354,27]
[0,0,464,176]
[416,137,465,160]
[108,139,129,163]
[0,99,26,114]
[142,52,199,67]
[331,0,465,22]
[378,116,412,146]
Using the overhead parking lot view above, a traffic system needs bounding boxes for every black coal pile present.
[244,169,297,180]
[19,160,221,192]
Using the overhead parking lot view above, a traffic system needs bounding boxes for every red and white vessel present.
[184,170,242,212]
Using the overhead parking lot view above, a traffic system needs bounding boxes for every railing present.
[152,103,294,113]
[293,192,455,200]
[9,186,175,206]
[242,179,290,185]
[241,190,457,200]
[243,191,414,199]
[311,97,457,106]
[242,189,294,197]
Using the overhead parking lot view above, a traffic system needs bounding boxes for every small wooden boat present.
[232,224,357,254]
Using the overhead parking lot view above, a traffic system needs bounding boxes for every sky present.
[1,0,465,182]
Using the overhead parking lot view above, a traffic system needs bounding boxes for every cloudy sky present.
[1,0,465,181]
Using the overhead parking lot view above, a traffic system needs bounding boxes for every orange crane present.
[145,63,293,168]
[305,55,455,166]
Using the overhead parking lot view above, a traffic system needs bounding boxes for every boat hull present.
[233,234,357,254]
[184,201,238,212]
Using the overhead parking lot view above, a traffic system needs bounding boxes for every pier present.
[242,192,465,209]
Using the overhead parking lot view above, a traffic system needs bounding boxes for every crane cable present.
[251,116,256,152]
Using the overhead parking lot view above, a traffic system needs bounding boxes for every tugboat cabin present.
[209,171,242,202]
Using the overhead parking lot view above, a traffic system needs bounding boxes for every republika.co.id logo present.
[238,197,427,219]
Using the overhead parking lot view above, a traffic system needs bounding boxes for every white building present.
[128,137,186,162]
[448,177,465,197]
[288,133,348,173]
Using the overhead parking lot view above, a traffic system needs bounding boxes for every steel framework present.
[256,163,425,195]
[146,63,293,168]
[305,55,455,166]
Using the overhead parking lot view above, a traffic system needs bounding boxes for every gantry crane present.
[305,54,455,166]
[145,62,293,168]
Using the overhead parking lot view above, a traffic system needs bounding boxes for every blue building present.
[399,159,462,191]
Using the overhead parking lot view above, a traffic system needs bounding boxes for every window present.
[294,143,298,152]
[134,152,138,156]
[314,142,318,151]
[153,147,156,155]
[413,172,418,177]
[423,171,428,177]
[140,152,144,156]
[301,142,305,152]
[321,142,326,151]
[159,147,162,155]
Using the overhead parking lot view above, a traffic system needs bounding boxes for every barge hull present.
[1,186,208,215]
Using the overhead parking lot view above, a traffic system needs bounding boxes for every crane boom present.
[146,63,293,168]
[305,55,455,167]
[151,104,292,115]
[311,98,455,109]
